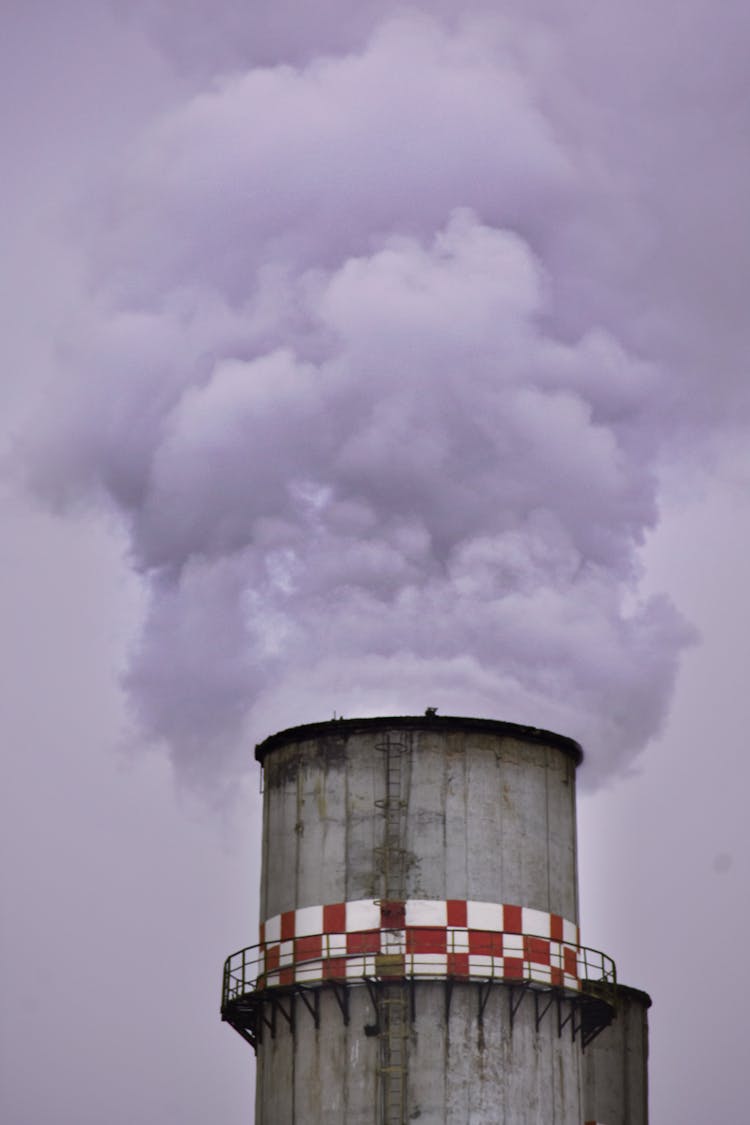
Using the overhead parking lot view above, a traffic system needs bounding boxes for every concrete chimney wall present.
[222,715,646,1124]
[258,718,580,924]
[582,985,651,1125]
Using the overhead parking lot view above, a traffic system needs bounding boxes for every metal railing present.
[222,933,616,1011]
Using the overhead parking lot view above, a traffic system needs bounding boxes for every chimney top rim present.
[254,714,583,765]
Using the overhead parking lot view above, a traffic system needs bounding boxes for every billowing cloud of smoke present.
[29,7,733,787]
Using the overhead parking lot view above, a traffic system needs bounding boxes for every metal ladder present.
[375,735,409,1125]
[378,987,408,1124]
[377,736,406,895]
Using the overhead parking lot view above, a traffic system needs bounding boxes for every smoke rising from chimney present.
[29,6,750,788]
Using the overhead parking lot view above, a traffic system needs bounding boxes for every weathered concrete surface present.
[255,982,584,1124]
[411,982,582,1123]
[256,716,584,1123]
[255,989,379,1124]
[404,727,578,919]
[260,719,579,922]
[582,984,650,1125]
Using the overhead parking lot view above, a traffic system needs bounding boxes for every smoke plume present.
[27,3,750,787]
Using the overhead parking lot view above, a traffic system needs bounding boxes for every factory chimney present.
[221,714,648,1123]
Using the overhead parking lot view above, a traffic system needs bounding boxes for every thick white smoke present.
[29,7,738,787]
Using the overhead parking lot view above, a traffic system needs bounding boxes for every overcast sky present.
[2,3,749,1121]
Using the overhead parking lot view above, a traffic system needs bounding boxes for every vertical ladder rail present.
[379,988,408,1123]
[375,735,409,1125]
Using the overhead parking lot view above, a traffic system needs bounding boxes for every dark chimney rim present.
[255,714,583,765]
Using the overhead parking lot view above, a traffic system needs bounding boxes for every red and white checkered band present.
[257,899,581,992]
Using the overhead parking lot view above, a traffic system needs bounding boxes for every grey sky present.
[2,3,749,1121]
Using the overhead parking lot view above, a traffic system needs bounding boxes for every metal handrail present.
[221,932,616,1010]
